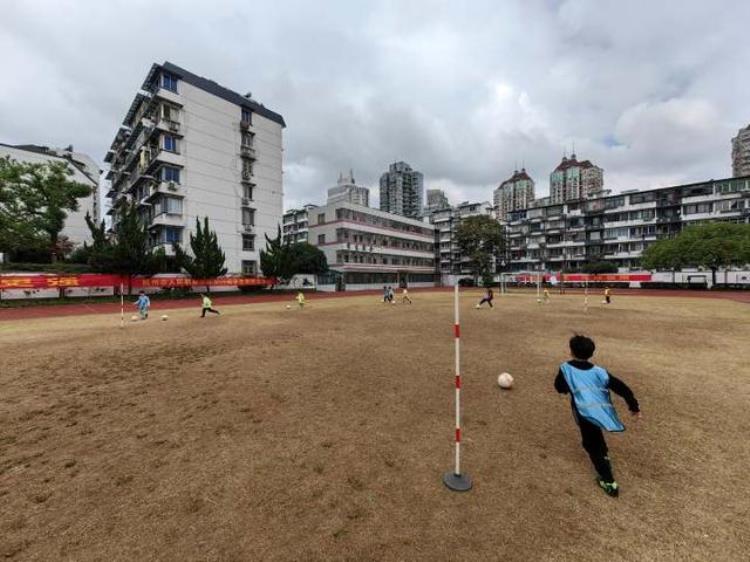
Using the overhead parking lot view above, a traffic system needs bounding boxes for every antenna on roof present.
[571,141,576,158]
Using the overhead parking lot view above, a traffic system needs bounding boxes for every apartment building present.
[430,201,495,277]
[424,189,450,215]
[282,204,318,244]
[327,170,370,207]
[549,153,603,204]
[379,161,424,218]
[308,201,437,290]
[493,168,535,221]
[506,175,750,272]
[0,142,98,246]
[104,61,285,275]
[732,124,750,177]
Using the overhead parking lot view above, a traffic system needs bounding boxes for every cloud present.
[0,0,748,209]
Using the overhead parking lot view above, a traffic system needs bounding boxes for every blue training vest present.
[560,362,625,432]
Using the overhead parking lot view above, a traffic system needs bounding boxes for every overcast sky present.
[1,0,749,209]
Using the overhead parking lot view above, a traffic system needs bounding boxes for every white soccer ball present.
[286,304,291,310]
[475,304,481,309]
[130,315,139,322]
[601,300,607,304]
[161,315,168,321]
[497,372,514,389]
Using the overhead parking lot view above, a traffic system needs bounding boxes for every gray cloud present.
[1,0,748,210]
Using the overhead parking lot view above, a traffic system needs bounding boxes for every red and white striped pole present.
[120,282,125,328]
[443,284,472,491]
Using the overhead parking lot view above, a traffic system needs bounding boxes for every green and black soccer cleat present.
[597,478,619,497]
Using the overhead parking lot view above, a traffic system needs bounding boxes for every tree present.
[0,156,92,262]
[581,261,618,274]
[288,242,328,276]
[0,157,48,255]
[455,215,505,286]
[260,226,295,284]
[174,217,227,290]
[641,223,750,286]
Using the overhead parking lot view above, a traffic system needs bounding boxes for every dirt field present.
[1,291,748,561]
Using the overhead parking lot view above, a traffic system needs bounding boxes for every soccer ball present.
[286,304,291,310]
[497,372,514,389]
[475,304,481,309]
[601,300,607,304]
[161,315,168,321]
[130,315,139,322]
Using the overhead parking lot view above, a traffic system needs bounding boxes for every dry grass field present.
[1,291,748,561]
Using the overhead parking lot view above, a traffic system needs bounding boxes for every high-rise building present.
[379,161,424,218]
[0,142,98,246]
[424,189,450,214]
[732,124,750,177]
[281,204,318,245]
[429,201,495,276]
[104,61,285,275]
[493,168,535,221]
[327,170,369,207]
[549,154,603,204]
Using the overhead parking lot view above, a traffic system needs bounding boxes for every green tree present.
[288,242,328,276]
[260,226,295,284]
[174,217,227,290]
[455,215,505,286]
[581,261,618,274]
[641,222,750,286]
[0,157,92,262]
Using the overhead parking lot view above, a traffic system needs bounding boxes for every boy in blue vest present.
[135,291,150,320]
[555,334,641,497]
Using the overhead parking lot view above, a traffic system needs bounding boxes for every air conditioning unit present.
[243,224,254,233]
[241,197,250,206]
[242,170,253,180]
[167,181,177,191]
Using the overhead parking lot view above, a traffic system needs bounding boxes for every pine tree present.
[174,217,227,291]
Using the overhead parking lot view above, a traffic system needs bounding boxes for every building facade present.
[0,143,98,246]
[732,124,750,177]
[327,170,369,207]
[424,188,450,215]
[430,201,495,277]
[104,61,285,275]
[281,204,317,245]
[506,175,750,273]
[493,168,535,221]
[549,154,603,204]
[379,161,424,218]
[308,201,437,290]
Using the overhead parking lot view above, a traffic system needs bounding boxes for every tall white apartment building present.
[104,61,285,275]
[732,124,750,177]
[0,142,98,246]
[327,170,370,207]
[549,154,603,204]
[379,161,424,218]
[308,201,437,290]
[493,168,535,221]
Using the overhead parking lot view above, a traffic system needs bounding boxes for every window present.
[161,166,180,183]
[318,234,326,245]
[683,203,712,215]
[242,208,255,226]
[242,161,253,176]
[165,227,181,244]
[163,134,178,152]
[158,196,182,215]
[243,184,253,200]
[716,199,743,212]
[161,72,178,92]
[161,104,177,121]
[242,234,255,251]
[241,108,252,124]
[241,132,254,147]
[317,213,326,224]
[242,260,257,275]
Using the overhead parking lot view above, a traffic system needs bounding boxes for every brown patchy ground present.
[0,291,748,561]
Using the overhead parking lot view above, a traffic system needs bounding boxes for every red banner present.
[0,274,276,290]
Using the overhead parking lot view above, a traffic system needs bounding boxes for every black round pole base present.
[443,471,473,492]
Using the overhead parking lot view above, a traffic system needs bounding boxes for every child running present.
[554,334,641,497]
[401,286,412,304]
[604,286,612,304]
[477,287,494,308]
[543,287,551,303]
[200,293,220,317]
[135,291,150,320]
[296,291,306,309]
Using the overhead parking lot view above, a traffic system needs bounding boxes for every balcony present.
[241,197,252,207]
[145,181,184,201]
[149,213,184,228]
[239,119,253,131]
[241,169,254,182]
[156,118,181,134]
[241,224,255,234]
[240,145,257,159]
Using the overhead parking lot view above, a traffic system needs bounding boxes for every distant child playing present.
[200,293,220,317]
[604,286,612,304]
[555,334,641,497]
[135,291,150,320]
[296,291,306,309]
[401,286,412,304]
[477,287,494,308]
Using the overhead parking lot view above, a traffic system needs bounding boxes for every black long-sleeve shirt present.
[554,359,640,413]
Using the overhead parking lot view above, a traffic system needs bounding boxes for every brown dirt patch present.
[0,292,748,560]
